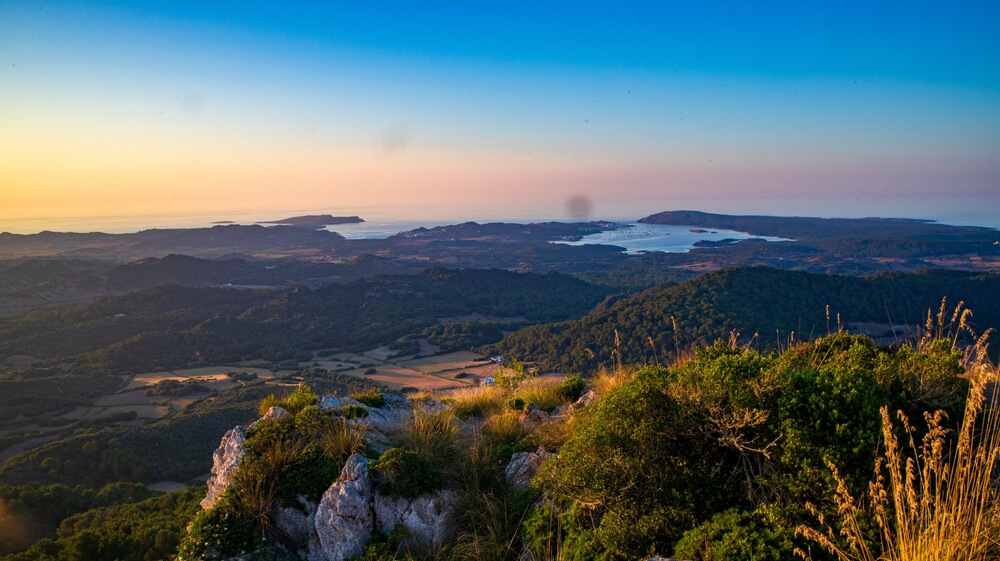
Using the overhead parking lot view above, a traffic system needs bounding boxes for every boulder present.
[201,425,246,509]
[373,489,459,546]
[522,403,549,427]
[274,496,316,546]
[310,454,375,561]
[505,448,554,491]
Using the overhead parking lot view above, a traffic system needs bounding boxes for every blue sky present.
[1,0,998,227]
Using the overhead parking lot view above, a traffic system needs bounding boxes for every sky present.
[1,0,999,231]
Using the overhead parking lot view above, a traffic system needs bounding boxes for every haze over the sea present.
[1,1,998,228]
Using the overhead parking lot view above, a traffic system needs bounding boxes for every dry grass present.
[796,354,1000,561]
[447,386,506,419]
[512,378,566,413]
[526,414,575,451]
[320,417,366,458]
[592,364,636,396]
[481,409,527,444]
[403,409,460,460]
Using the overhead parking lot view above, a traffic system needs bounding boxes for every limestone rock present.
[201,425,246,509]
[505,448,554,491]
[310,454,375,561]
[373,489,459,546]
[274,496,316,546]
[522,403,549,427]
[248,405,290,431]
[318,395,366,411]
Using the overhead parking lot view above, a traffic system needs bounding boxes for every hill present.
[0,268,611,373]
[259,214,364,227]
[639,209,999,240]
[492,267,1000,372]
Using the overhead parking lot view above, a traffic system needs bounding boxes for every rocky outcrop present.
[373,490,459,546]
[505,448,554,491]
[201,425,247,509]
[310,454,375,561]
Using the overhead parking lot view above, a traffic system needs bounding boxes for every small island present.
[258,214,365,228]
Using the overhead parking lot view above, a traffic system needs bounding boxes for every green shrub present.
[338,404,370,419]
[240,405,358,502]
[522,502,610,561]
[534,364,751,559]
[177,492,258,560]
[282,383,319,415]
[672,509,795,561]
[772,337,886,502]
[557,374,586,401]
[506,396,525,411]
[351,391,385,408]
[258,383,318,416]
[372,448,442,498]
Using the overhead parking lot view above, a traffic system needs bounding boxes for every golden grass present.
[447,386,506,419]
[512,378,566,413]
[592,365,636,396]
[320,417,366,459]
[796,356,1000,561]
[481,409,527,444]
[404,409,460,460]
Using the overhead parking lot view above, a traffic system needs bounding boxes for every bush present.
[534,364,750,559]
[557,374,586,401]
[177,492,258,560]
[364,368,378,376]
[506,396,525,411]
[672,509,795,561]
[258,383,318,416]
[338,404,369,419]
[240,404,361,503]
[372,448,442,498]
[351,390,385,408]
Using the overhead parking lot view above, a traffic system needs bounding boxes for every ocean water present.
[0,212,459,237]
[553,222,791,254]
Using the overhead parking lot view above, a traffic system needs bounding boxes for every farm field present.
[398,351,491,373]
[124,366,278,391]
[339,363,465,391]
[330,350,502,391]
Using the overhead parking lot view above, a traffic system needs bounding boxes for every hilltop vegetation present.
[83,331,986,561]
[0,312,995,560]
[494,267,1000,372]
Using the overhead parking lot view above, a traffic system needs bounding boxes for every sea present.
[552,223,791,254]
